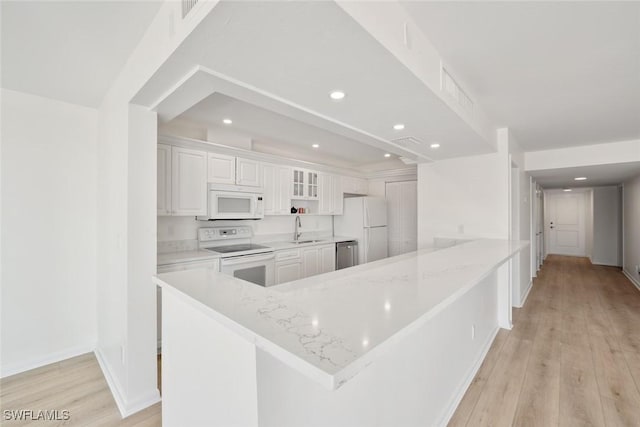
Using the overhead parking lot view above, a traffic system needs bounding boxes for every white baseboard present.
[438,326,500,427]
[623,269,640,291]
[518,280,533,308]
[94,348,161,418]
[0,342,95,378]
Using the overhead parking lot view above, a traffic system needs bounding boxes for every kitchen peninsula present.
[153,239,528,427]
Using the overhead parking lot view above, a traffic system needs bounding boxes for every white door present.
[171,146,207,216]
[157,144,172,215]
[302,248,319,277]
[207,153,236,184]
[275,261,302,284]
[385,181,417,256]
[319,244,336,274]
[363,197,387,227]
[364,227,388,263]
[546,191,585,256]
[236,158,261,187]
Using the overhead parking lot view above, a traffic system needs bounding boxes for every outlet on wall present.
[471,324,476,340]
[120,345,125,364]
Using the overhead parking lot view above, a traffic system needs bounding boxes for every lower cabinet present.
[275,243,336,284]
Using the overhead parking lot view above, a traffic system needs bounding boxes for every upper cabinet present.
[318,174,344,215]
[262,163,292,215]
[207,153,236,185]
[171,146,208,216]
[292,168,318,200]
[342,176,368,196]
[208,154,261,187]
[236,158,261,187]
[157,144,172,215]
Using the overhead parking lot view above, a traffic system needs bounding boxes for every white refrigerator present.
[334,196,388,264]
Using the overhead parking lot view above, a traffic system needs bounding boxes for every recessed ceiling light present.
[222,118,232,125]
[329,90,346,101]
[384,153,391,158]
[312,144,319,148]
[574,177,587,181]
[393,123,405,130]
[430,143,441,149]
[563,189,572,192]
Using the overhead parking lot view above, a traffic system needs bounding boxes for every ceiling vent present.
[391,136,424,146]
[441,65,474,115]
[182,0,199,19]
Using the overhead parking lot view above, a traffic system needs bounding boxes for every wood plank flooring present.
[0,354,161,426]
[450,255,640,426]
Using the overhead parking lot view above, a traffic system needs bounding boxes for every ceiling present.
[135,1,494,162]
[402,1,640,152]
[529,162,640,189]
[1,1,162,107]
[173,93,409,171]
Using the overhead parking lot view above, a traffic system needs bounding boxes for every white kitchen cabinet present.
[302,247,320,277]
[275,261,303,284]
[342,176,368,195]
[171,146,208,216]
[157,144,172,215]
[207,153,236,184]
[319,174,344,215]
[292,168,318,200]
[262,163,292,215]
[319,244,336,273]
[236,157,261,187]
[302,243,335,277]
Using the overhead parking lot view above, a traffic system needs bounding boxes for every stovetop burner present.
[204,243,269,254]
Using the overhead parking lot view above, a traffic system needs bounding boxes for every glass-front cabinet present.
[292,168,318,200]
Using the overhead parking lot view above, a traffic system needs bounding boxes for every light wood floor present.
[0,353,161,426]
[450,255,640,426]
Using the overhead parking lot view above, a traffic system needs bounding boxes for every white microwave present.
[197,184,264,221]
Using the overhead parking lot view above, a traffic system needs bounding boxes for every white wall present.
[1,89,97,376]
[417,140,509,249]
[592,186,622,266]
[623,174,640,288]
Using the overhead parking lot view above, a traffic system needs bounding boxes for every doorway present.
[385,180,417,256]
[544,190,586,256]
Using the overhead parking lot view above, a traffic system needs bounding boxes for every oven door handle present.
[221,252,275,266]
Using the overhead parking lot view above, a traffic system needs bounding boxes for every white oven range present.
[199,226,275,287]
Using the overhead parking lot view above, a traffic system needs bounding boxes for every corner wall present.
[592,186,622,267]
[1,89,98,376]
[623,174,640,288]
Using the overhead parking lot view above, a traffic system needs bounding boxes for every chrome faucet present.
[294,215,302,242]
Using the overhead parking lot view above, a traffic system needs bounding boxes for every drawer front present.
[157,258,220,274]
[275,248,301,261]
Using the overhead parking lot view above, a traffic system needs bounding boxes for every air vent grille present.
[182,0,199,19]
[391,136,425,146]
[441,66,474,114]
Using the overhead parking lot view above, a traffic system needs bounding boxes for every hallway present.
[450,255,640,426]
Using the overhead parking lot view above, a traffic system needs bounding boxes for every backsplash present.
[157,215,333,245]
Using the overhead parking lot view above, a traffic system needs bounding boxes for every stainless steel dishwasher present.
[336,240,358,270]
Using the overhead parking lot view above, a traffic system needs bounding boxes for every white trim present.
[624,269,640,291]
[95,348,162,418]
[518,280,533,308]
[0,342,95,378]
[438,326,500,427]
[592,260,623,267]
[365,168,417,180]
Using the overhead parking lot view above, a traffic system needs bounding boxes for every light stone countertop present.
[154,239,529,389]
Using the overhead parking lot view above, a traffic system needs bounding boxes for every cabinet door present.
[171,147,207,215]
[236,157,261,187]
[261,163,276,215]
[319,244,336,274]
[157,144,172,215]
[302,248,319,278]
[332,175,343,215]
[207,153,236,184]
[292,169,305,198]
[277,166,293,214]
[307,171,318,199]
[275,261,302,284]
[318,174,333,215]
